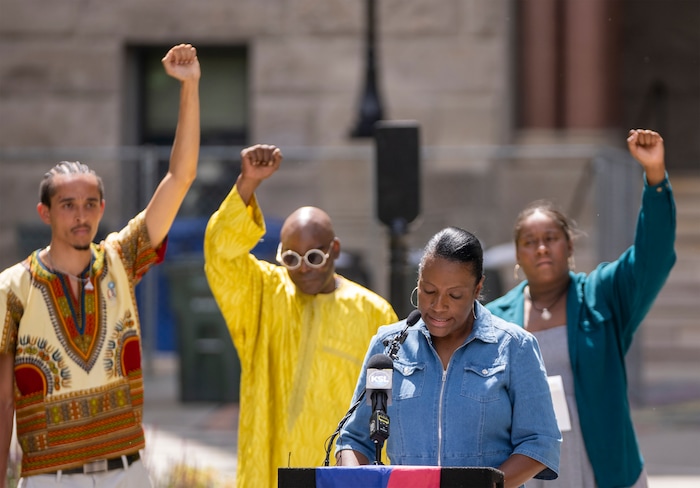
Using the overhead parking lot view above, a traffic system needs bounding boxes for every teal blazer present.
[486,176,676,488]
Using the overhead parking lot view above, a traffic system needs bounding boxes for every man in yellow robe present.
[203,144,398,488]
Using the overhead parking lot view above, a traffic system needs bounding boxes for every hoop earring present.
[410,287,418,308]
[472,304,477,320]
[513,264,522,281]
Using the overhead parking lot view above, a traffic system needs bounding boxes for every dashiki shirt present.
[0,211,164,476]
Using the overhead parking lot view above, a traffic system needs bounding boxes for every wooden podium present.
[279,466,505,488]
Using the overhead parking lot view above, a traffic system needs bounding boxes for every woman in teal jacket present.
[486,129,676,488]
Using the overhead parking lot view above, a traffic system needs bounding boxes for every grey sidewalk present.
[141,354,700,487]
[633,399,700,487]
[142,354,238,486]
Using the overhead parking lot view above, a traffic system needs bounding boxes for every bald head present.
[281,206,335,243]
[279,206,340,295]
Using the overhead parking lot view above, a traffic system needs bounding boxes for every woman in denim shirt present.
[336,227,561,488]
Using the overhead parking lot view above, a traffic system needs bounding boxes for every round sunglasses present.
[276,239,336,270]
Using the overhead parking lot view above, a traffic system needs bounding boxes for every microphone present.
[366,353,393,463]
[405,309,422,328]
[385,309,421,360]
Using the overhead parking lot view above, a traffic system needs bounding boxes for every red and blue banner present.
[315,466,441,488]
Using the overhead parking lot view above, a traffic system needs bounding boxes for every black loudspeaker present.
[374,121,421,227]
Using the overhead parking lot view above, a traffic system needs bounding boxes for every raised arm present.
[234,144,283,206]
[145,43,201,247]
[627,129,665,185]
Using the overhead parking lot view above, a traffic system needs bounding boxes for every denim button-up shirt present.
[336,302,561,481]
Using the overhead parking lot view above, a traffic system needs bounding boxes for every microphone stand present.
[374,440,384,465]
[385,326,409,360]
[384,309,420,360]
[369,391,390,465]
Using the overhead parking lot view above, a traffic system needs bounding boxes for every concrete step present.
[676,201,700,216]
[643,314,699,329]
[649,290,700,308]
[670,177,700,193]
[643,319,700,346]
[639,174,700,403]
[644,348,700,362]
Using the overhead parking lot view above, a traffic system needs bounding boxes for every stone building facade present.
[1,0,698,401]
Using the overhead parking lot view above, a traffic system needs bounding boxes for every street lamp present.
[350,0,385,138]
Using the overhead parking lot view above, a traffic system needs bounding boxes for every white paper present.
[547,375,572,432]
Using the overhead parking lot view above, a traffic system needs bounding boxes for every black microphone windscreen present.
[367,353,393,370]
[406,309,421,327]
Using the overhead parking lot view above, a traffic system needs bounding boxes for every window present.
[137,45,248,145]
[128,45,249,218]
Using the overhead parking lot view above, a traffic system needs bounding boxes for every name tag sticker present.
[547,375,572,432]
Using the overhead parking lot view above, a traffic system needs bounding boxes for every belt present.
[60,452,140,475]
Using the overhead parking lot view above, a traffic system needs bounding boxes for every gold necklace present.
[525,286,566,321]
[45,247,94,291]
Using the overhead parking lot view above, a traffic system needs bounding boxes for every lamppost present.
[350,0,384,138]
